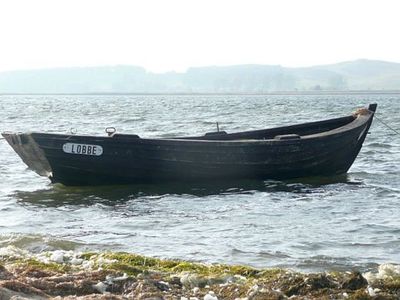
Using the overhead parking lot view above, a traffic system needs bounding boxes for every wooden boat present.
[2,104,377,186]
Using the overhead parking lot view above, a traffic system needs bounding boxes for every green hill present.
[1,59,399,93]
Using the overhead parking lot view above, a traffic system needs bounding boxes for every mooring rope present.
[374,114,400,136]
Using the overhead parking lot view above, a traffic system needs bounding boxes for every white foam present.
[363,263,400,284]
[0,245,29,258]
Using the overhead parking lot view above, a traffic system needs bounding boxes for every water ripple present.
[0,94,399,272]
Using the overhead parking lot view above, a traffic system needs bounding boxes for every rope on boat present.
[353,108,370,116]
[374,114,400,136]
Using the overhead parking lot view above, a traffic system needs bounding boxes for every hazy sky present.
[0,0,399,73]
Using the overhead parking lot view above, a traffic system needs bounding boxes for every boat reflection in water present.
[14,174,359,208]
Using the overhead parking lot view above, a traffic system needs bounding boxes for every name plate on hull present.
[62,143,103,156]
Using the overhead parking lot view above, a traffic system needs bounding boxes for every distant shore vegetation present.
[1,59,400,94]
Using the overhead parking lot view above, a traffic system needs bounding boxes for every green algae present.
[78,252,97,260]
[102,262,149,276]
[254,268,284,280]
[207,264,260,278]
[99,252,171,275]
[16,258,70,273]
[377,277,400,291]
[97,252,276,282]
[103,252,161,268]
[2,251,400,299]
[348,289,370,300]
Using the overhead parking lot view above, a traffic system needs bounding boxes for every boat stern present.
[2,132,53,178]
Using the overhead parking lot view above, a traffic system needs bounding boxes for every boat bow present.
[2,132,53,178]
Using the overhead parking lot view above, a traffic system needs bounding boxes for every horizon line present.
[1,90,400,96]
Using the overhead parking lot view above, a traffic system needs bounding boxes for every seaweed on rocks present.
[0,250,400,299]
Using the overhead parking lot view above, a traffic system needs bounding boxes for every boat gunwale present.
[18,112,371,144]
[1,106,375,147]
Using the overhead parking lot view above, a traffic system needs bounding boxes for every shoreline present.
[1,248,399,299]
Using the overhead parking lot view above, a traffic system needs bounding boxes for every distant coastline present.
[1,90,400,96]
[1,59,400,94]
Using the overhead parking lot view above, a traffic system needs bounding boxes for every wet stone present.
[0,287,47,300]
[168,276,182,287]
[0,265,13,280]
[305,273,337,290]
[153,280,170,291]
[341,272,368,290]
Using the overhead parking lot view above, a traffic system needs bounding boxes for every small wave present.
[231,247,255,255]
[119,117,146,123]
[367,142,393,149]
[257,250,291,259]
[0,233,86,252]
[294,255,359,272]
[297,259,380,273]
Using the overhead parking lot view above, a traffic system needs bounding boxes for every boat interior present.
[174,115,357,141]
[110,115,357,141]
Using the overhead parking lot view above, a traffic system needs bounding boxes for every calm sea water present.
[0,94,399,272]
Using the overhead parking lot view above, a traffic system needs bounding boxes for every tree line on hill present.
[0,59,399,93]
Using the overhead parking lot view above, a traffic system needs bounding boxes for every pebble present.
[247,284,259,298]
[49,250,65,264]
[96,257,118,266]
[204,291,218,300]
[181,273,203,288]
[367,286,376,297]
[233,275,246,282]
[93,281,107,293]
[82,260,94,270]
[70,257,83,265]
[115,273,129,281]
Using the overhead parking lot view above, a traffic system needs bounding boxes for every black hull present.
[2,104,376,186]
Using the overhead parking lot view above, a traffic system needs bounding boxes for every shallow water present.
[0,94,399,272]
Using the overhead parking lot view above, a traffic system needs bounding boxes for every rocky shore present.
[0,247,399,299]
